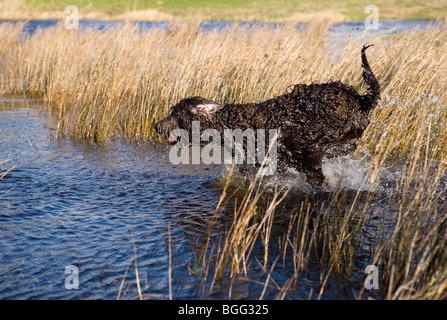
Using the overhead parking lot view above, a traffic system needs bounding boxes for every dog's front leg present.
[301,149,325,186]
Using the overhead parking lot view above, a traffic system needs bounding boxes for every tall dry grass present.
[1,22,447,161]
[0,22,333,142]
[194,157,447,299]
[1,21,447,299]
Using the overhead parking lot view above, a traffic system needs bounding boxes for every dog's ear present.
[193,103,223,116]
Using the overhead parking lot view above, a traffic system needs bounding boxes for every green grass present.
[3,0,447,21]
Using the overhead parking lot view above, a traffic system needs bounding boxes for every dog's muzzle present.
[153,116,181,145]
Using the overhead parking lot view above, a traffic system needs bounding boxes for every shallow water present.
[0,19,445,300]
[0,96,397,300]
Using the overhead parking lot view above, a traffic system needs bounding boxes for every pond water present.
[0,19,444,300]
[0,97,227,299]
[1,96,380,299]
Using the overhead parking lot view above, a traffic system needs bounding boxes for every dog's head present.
[153,96,223,145]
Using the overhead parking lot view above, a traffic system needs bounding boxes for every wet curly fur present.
[154,45,380,185]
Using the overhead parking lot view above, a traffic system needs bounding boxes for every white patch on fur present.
[194,103,223,116]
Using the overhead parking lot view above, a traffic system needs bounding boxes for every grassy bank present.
[1,0,447,22]
[1,22,447,299]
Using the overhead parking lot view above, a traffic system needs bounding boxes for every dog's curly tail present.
[360,44,380,112]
